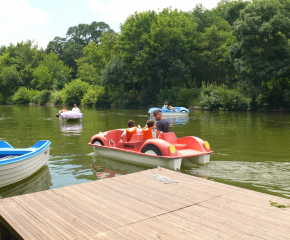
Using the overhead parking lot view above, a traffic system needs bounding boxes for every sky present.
[0,0,222,49]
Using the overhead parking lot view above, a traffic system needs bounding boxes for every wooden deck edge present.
[0,215,23,240]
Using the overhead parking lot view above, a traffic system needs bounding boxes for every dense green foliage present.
[200,83,251,110]
[1,0,290,110]
[62,79,90,106]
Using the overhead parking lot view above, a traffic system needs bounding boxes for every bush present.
[110,91,139,108]
[256,78,290,110]
[38,90,51,105]
[12,87,34,104]
[157,87,200,107]
[200,83,251,110]
[62,79,89,106]
[28,89,40,102]
[32,90,51,105]
[50,91,63,105]
[81,86,108,107]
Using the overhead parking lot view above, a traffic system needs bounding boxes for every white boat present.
[57,110,84,120]
[0,140,51,187]
[0,165,52,198]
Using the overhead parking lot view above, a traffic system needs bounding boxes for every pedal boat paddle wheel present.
[89,130,213,170]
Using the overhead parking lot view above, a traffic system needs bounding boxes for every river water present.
[0,106,290,199]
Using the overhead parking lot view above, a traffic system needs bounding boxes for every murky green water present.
[0,106,290,199]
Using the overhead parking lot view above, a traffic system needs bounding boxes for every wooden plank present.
[90,178,194,210]
[199,194,290,230]
[1,198,61,240]
[41,190,114,232]
[55,186,136,225]
[19,193,92,238]
[77,180,165,217]
[120,213,247,240]
[0,202,42,240]
[120,170,233,199]
[174,205,290,239]
[68,184,148,220]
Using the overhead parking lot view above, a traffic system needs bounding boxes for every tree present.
[100,55,133,91]
[0,65,22,100]
[0,41,42,89]
[76,32,119,83]
[32,52,72,90]
[214,0,250,25]
[46,22,114,78]
[191,4,231,32]
[66,21,113,46]
[46,37,66,55]
[117,8,198,95]
[229,0,290,98]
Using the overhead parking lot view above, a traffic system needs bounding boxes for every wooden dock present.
[1,168,290,239]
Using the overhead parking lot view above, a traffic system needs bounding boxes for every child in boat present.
[121,120,142,142]
[143,120,156,139]
[60,107,67,113]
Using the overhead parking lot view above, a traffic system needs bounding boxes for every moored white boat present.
[0,140,51,187]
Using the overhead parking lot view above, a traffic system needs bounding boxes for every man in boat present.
[153,109,169,138]
[121,120,142,142]
[72,104,81,113]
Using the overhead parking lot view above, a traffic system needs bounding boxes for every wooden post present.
[0,221,11,240]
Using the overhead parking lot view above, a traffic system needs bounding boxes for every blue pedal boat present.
[148,107,190,116]
[0,140,51,187]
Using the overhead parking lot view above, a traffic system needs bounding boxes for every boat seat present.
[174,144,188,150]
[129,133,143,142]
[160,132,187,149]
[0,155,16,160]
[160,132,178,144]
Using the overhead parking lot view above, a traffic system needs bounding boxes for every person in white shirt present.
[72,104,81,113]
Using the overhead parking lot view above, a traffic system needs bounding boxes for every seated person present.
[60,107,67,113]
[143,120,156,140]
[153,109,169,138]
[121,120,142,142]
[72,104,81,113]
[163,102,177,112]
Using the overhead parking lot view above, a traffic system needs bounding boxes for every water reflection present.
[0,165,52,198]
[149,116,189,126]
[59,123,83,136]
[91,154,148,180]
[183,161,290,198]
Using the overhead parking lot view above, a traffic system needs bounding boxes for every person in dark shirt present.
[153,109,169,138]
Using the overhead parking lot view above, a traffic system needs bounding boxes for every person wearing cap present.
[153,109,169,138]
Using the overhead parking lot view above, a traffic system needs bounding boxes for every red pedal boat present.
[89,129,213,170]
